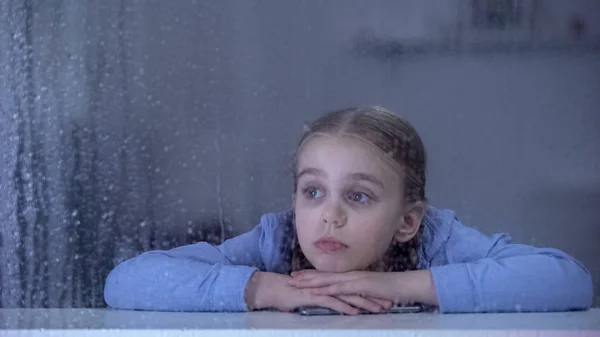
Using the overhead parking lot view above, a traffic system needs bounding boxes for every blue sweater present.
[104,206,593,313]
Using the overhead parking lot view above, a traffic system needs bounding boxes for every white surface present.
[0,308,599,337]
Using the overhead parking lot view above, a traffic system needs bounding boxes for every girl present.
[104,106,593,315]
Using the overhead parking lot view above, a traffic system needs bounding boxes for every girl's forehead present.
[297,135,403,182]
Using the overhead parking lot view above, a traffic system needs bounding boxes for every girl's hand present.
[245,271,391,315]
[334,294,392,313]
[289,269,439,307]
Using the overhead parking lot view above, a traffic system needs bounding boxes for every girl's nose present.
[321,203,347,227]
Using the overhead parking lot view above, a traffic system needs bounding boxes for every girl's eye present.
[304,187,323,199]
[349,192,370,204]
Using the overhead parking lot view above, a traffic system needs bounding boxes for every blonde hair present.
[288,106,427,272]
[294,105,427,202]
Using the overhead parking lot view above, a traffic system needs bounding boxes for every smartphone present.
[297,304,424,316]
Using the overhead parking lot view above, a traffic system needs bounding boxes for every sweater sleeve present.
[103,213,277,312]
[430,217,593,313]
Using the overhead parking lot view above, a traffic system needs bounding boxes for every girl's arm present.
[103,212,284,312]
[430,215,593,313]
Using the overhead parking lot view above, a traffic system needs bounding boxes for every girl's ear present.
[393,201,425,243]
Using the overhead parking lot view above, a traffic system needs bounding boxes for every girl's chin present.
[309,257,362,273]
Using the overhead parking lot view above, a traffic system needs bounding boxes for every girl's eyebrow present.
[350,173,384,189]
[296,167,324,180]
[297,168,384,189]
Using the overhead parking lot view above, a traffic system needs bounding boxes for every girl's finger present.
[289,273,341,288]
[336,295,382,313]
[310,282,360,296]
[290,270,308,277]
[365,296,393,310]
[291,270,330,281]
[314,295,360,316]
[290,278,330,288]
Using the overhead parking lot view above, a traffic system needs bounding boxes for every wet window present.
[0,0,598,311]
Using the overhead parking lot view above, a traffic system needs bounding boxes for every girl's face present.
[294,135,410,272]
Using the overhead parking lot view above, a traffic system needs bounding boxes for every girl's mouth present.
[314,236,348,253]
